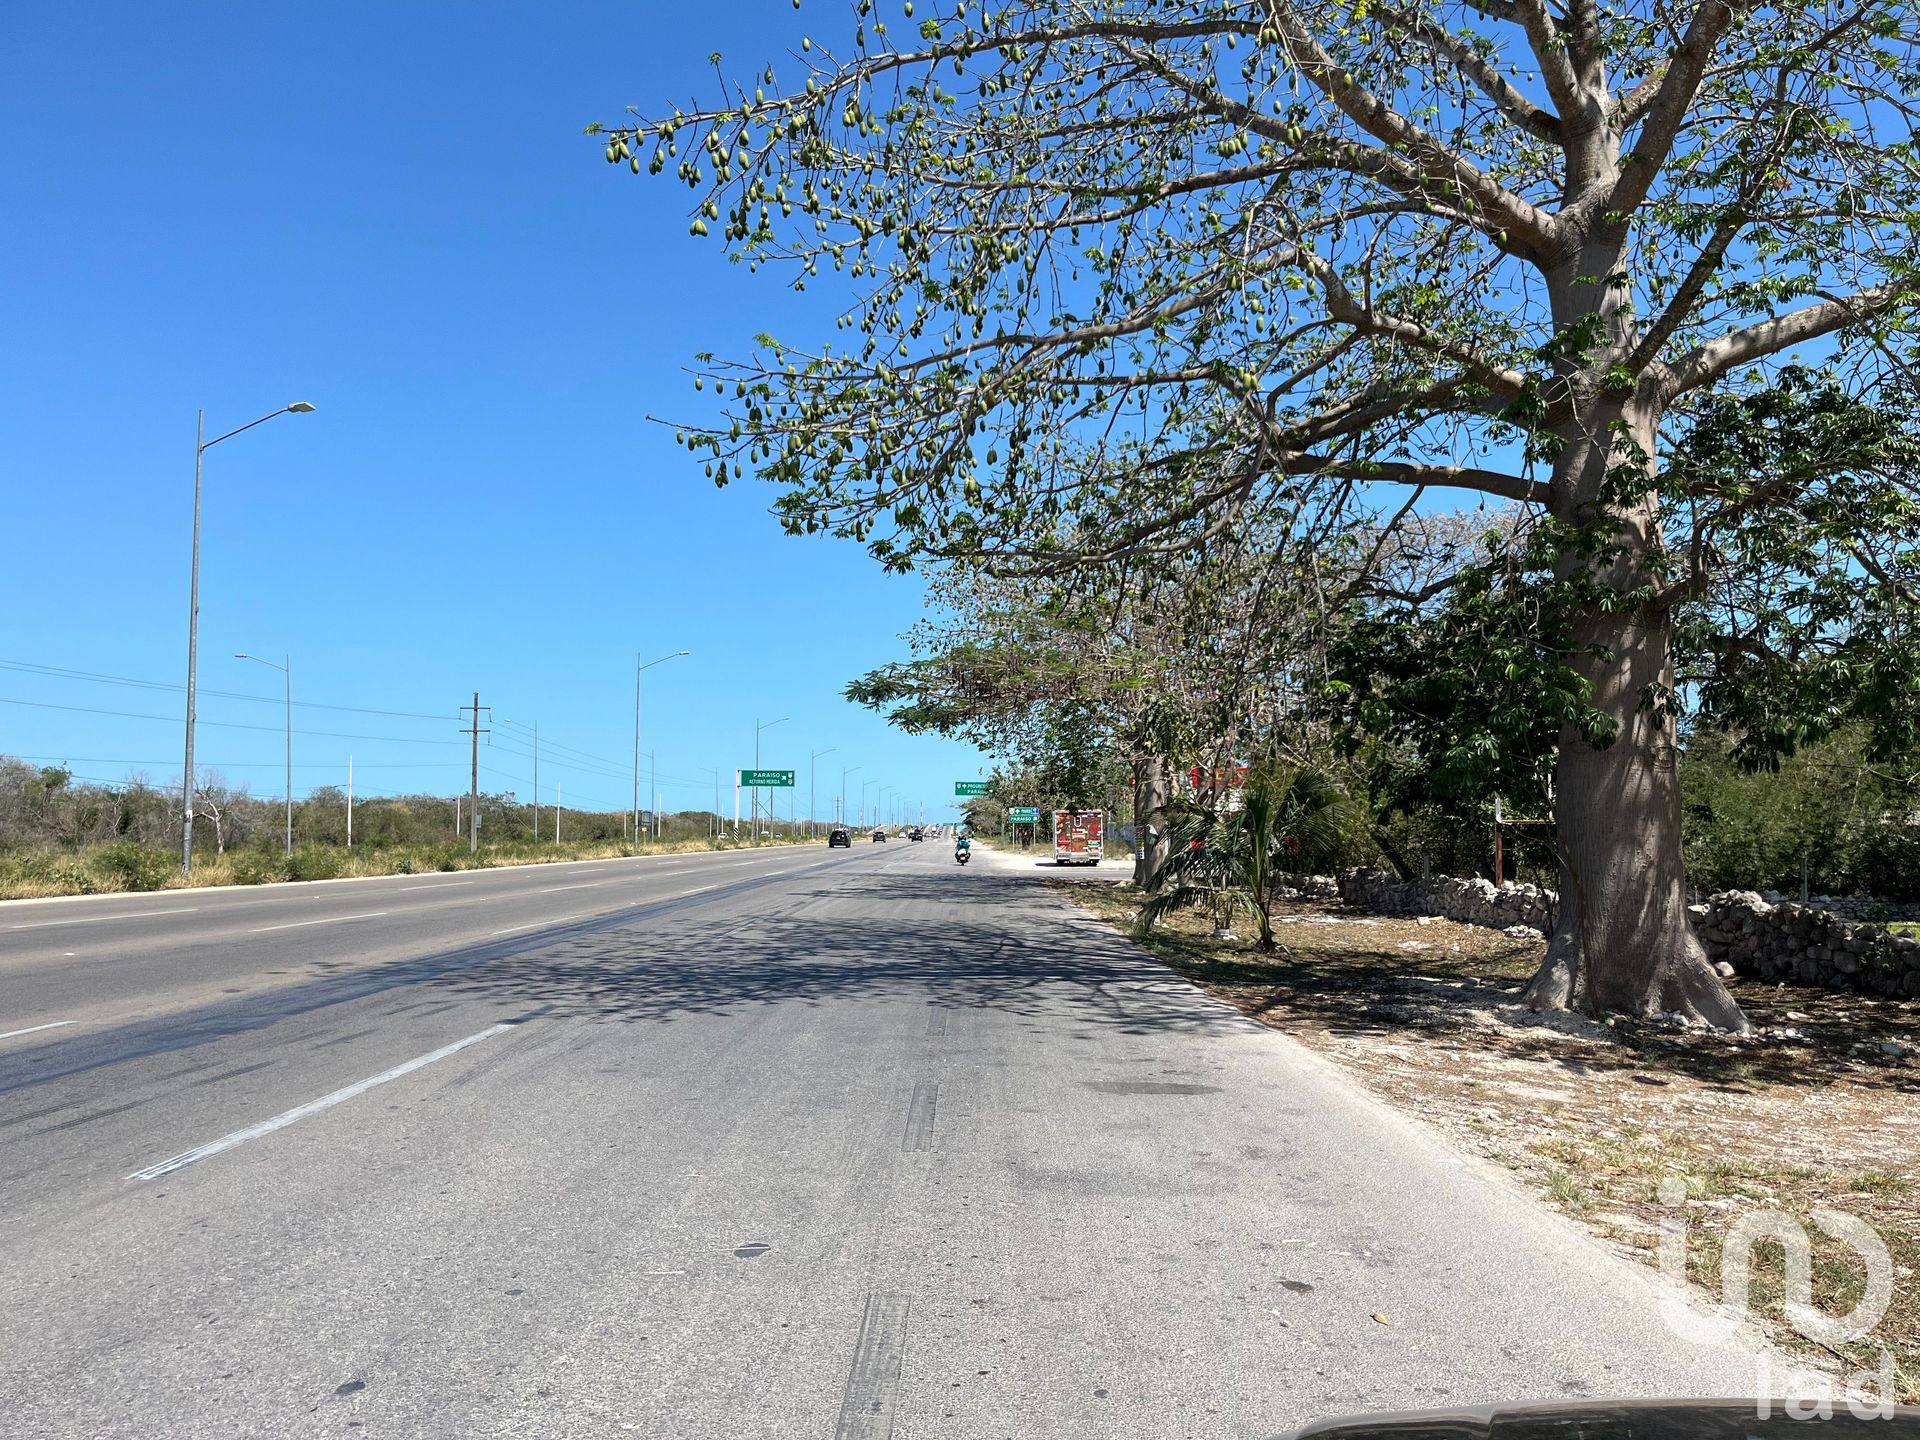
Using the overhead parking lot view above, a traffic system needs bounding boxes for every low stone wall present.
[1691,891,1920,997]
[1338,868,1920,997]
[1339,869,1556,934]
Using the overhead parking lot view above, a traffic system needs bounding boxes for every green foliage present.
[285,846,345,882]
[231,851,289,885]
[1682,729,1920,900]
[91,842,173,893]
[1139,766,1356,950]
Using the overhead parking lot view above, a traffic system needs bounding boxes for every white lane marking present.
[248,911,388,934]
[127,1022,519,1181]
[395,881,475,892]
[489,914,582,936]
[537,882,607,893]
[679,885,717,896]
[0,1020,77,1041]
[8,907,200,932]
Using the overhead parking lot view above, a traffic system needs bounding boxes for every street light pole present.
[753,716,790,844]
[634,649,691,844]
[235,651,293,855]
[181,401,314,872]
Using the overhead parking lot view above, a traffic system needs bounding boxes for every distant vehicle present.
[872,828,888,843]
[1052,809,1105,866]
[827,827,851,848]
[909,827,924,841]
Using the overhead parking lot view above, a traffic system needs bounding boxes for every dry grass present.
[1069,880,1920,1396]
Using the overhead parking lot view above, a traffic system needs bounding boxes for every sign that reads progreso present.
[739,769,795,788]
[1008,807,1040,824]
[955,781,991,796]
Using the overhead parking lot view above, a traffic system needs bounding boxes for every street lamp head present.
[286,401,316,413]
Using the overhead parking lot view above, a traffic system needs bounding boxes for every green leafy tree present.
[608,0,1920,1028]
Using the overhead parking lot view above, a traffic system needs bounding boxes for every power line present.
[0,658,455,722]
[0,695,464,745]
[7,755,460,771]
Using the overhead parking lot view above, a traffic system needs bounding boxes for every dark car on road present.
[872,828,887,843]
[909,827,925,841]
[827,827,852,848]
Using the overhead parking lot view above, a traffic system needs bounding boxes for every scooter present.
[953,845,971,865]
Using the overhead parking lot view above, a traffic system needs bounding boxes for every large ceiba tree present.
[601,0,1919,1029]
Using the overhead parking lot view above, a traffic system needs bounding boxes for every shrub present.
[285,846,344,882]
[92,842,173,892]
[230,850,288,885]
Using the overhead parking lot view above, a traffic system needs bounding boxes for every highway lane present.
[0,843,853,1041]
[0,840,1779,1437]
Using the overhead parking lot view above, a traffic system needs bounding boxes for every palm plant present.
[1138,767,1353,952]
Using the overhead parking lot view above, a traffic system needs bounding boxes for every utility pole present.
[347,755,353,848]
[532,720,539,842]
[463,692,489,854]
[650,749,657,841]
[555,783,562,842]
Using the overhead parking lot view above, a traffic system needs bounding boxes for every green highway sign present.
[739,769,795,788]
[955,781,990,796]
[1008,807,1040,824]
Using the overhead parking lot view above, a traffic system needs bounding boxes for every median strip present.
[126,1020,519,1181]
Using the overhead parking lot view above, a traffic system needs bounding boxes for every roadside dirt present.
[1063,882,1920,1399]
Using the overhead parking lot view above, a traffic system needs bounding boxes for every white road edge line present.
[9,908,201,931]
[395,881,475,891]
[127,1021,519,1181]
[0,1020,77,1041]
[537,882,607,893]
[248,911,388,934]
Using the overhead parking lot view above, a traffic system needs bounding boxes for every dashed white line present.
[394,881,475,892]
[489,914,583,936]
[0,1020,77,1041]
[249,911,388,934]
[8,908,200,931]
[679,885,717,896]
[537,882,608,893]
[127,1021,519,1181]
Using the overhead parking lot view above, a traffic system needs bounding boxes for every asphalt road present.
[0,839,1778,1437]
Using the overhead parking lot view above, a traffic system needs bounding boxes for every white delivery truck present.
[1051,809,1105,866]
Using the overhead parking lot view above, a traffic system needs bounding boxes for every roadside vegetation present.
[0,754,808,900]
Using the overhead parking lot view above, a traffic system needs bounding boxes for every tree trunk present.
[1520,605,1746,1031]
[1520,383,1747,1032]
[1132,754,1171,891]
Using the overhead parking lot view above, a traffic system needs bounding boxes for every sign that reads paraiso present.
[954,781,991,796]
[1008,807,1039,824]
[739,769,795,788]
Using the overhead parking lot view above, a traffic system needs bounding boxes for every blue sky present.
[0,2,986,827]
